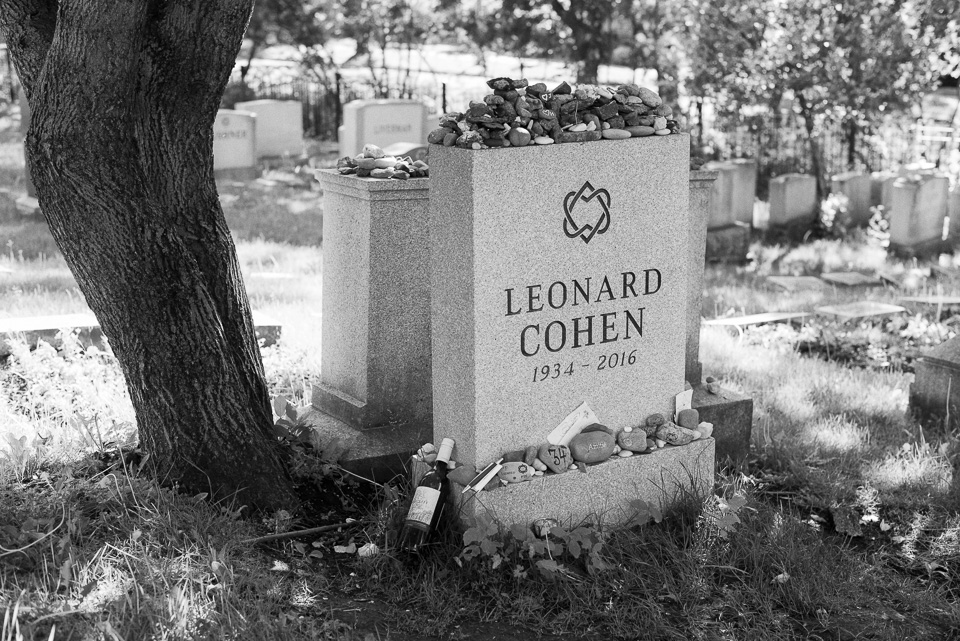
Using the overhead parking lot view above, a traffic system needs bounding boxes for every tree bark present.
[0,0,299,511]
[797,91,827,200]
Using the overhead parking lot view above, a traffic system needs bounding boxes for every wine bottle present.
[398,437,455,553]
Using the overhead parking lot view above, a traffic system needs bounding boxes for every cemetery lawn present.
[4,170,960,638]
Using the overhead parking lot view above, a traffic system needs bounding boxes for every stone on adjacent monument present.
[234,99,304,158]
[311,171,432,433]
[910,335,960,430]
[768,174,817,228]
[815,301,906,321]
[887,174,950,256]
[691,384,752,464]
[705,222,750,264]
[213,109,258,180]
[338,100,431,160]
[831,172,872,226]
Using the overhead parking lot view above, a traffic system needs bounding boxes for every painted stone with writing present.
[498,461,535,484]
[569,431,616,463]
[616,429,648,453]
[538,443,573,474]
[655,422,696,446]
[677,409,700,430]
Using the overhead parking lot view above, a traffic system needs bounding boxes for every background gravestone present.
[338,100,431,159]
[887,174,949,256]
[948,185,960,244]
[768,174,817,228]
[704,158,756,226]
[234,99,304,158]
[213,109,258,180]
[831,172,872,226]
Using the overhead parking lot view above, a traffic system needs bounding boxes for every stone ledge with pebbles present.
[336,143,429,179]
[416,411,715,490]
[428,77,680,150]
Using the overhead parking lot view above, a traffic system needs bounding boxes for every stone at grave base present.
[705,223,750,263]
[692,384,752,465]
[909,335,960,430]
[299,406,427,482]
[15,196,40,216]
[888,237,951,260]
[214,167,260,182]
[450,438,714,528]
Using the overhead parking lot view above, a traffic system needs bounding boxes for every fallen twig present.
[241,520,365,546]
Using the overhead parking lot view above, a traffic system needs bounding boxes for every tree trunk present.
[797,92,828,200]
[1,0,298,512]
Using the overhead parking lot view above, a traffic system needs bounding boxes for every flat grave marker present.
[819,272,882,287]
[815,301,906,321]
[703,311,810,327]
[766,276,826,291]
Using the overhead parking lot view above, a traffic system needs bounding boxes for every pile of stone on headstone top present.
[336,143,429,179]
[428,77,680,150]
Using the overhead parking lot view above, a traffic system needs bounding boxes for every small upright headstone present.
[831,172,872,226]
[887,174,949,256]
[234,99,303,158]
[768,174,817,228]
[947,185,960,244]
[213,109,258,180]
[910,335,960,430]
[703,158,757,227]
[338,100,430,160]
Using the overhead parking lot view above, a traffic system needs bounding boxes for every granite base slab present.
[692,385,752,465]
[451,438,714,528]
[705,223,750,263]
[298,406,427,482]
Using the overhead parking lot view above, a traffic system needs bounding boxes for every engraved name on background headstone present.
[338,100,431,159]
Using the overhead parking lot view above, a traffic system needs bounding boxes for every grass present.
[5,130,960,637]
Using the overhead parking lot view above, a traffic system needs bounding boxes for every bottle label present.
[406,487,441,526]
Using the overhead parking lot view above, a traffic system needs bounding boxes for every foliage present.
[817,192,852,238]
[690,0,960,192]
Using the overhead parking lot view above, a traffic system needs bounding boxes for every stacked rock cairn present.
[418,410,714,489]
[428,77,680,150]
[336,143,429,179]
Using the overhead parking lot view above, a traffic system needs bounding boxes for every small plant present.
[818,192,851,238]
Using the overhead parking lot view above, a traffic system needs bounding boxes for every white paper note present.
[547,401,599,446]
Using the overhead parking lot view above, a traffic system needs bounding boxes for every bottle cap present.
[436,438,455,463]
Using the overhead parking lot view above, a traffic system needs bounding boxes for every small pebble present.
[533,518,559,538]
[618,449,634,458]
[569,122,588,132]
[698,422,714,439]
[677,408,700,430]
[655,439,667,448]
[692,430,702,440]
[653,116,667,130]
[601,128,631,140]
[534,136,554,145]
[373,156,397,169]
[524,445,538,466]
[624,426,633,433]
[654,129,671,136]
[532,457,548,472]
[362,143,385,158]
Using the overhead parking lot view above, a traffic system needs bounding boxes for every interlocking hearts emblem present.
[563,181,611,244]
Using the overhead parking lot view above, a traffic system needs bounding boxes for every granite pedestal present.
[312,172,433,434]
[910,335,960,430]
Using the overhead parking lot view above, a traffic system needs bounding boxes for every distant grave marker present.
[830,172,872,226]
[768,174,817,228]
[213,109,258,180]
[338,100,431,160]
[766,276,825,291]
[815,301,906,321]
[703,312,810,327]
[234,99,304,158]
[819,272,881,287]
